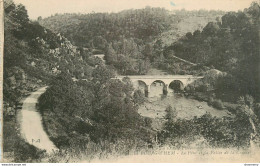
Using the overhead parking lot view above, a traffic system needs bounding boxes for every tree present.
[153,39,163,59]
[165,106,177,122]
[143,43,153,59]
[12,4,29,25]
[185,32,193,39]
[4,0,15,14]
[105,44,117,64]
[37,16,42,22]
[133,89,145,105]
[92,64,115,85]
[236,95,258,146]
[92,36,108,50]
[202,22,220,36]
[254,103,260,119]
[245,95,254,109]
[137,59,151,75]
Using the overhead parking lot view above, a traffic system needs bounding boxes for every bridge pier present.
[145,85,151,97]
[163,84,168,96]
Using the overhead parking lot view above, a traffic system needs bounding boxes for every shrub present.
[208,96,214,105]
[133,89,146,105]
[161,112,253,148]
[165,106,177,121]
[14,140,45,162]
[254,103,260,119]
[212,99,224,110]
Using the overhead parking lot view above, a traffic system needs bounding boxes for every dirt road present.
[19,87,57,153]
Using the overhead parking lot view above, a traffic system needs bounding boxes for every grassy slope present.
[159,13,225,47]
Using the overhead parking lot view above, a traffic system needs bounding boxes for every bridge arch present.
[168,80,184,93]
[135,80,148,97]
[150,80,166,86]
[150,80,167,97]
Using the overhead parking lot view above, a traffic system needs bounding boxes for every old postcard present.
[1,0,260,163]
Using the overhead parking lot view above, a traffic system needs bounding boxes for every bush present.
[212,99,225,110]
[208,96,214,105]
[165,106,177,121]
[14,140,45,162]
[38,71,155,159]
[133,89,146,105]
[254,103,260,119]
[160,112,253,148]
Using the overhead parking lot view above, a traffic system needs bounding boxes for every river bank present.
[138,94,233,130]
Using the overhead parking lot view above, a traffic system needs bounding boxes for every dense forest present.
[39,3,260,102]
[4,0,102,117]
[3,0,154,162]
[4,0,98,161]
[3,0,260,162]
[174,3,260,103]
[38,69,154,161]
[39,9,225,47]
[40,8,172,46]
[40,9,225,75]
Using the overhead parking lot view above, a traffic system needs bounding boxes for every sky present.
[13,0,257,20]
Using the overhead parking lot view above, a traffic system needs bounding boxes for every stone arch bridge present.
[114,75,203,97]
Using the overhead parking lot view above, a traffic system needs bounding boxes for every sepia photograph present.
[1,0,260,163]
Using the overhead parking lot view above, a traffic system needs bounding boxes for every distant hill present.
[159,10,225,47]
[39,8,225,48]
[38,7,225,46]
[38,8,225,75]
[39,8,173,48]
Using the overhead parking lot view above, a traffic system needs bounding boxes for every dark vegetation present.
[40,8,225,75]
[3,0,260,162]
[4,0,98,116]
[38,69,154,161]
[4,0,92,162]
[159,107,259,148]
[39,8,172,47]
[39,8,172,75]
[167,3,260,101]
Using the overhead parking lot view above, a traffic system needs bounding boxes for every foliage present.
[40,8,172,46]
[3,0,94,161]
[3,110,45,162]
[39,8,172,75]
[164,106,177,122]
[211,99,225,110]
[166,2,260,100]
[40,8,225,75]
[3,0,95,109]
[38,68,154,154]
[4,0,260,161]
[160,112,254,148]
[254,103,260,120]
[133,89,146,105]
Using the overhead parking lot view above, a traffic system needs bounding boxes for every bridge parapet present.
[114,75,202,79]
